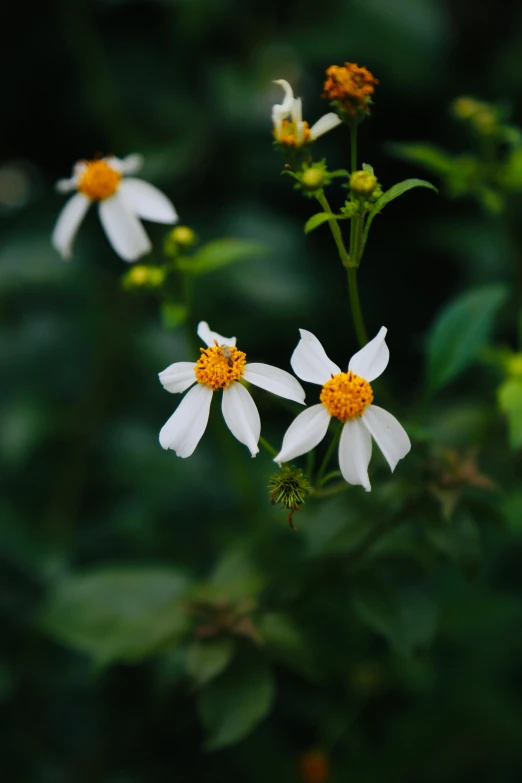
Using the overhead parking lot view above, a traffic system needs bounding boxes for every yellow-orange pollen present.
[194,344,246,390]
[275,119,311,148]
[320,370,373,422]
[322,62,379,116]
[77,159,121,201]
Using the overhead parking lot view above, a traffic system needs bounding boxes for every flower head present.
[322,62,379,120]
[274,328,411,491]
[52,154,178,262]
[159,321,306,458]
[272,80,341,149]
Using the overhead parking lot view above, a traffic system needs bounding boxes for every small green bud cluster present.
[452,96,498,137]
[164,225,198,257]
[269,465,310,529]
[349,164,382,203]
[122,264,166,291]
[285,160,349,198]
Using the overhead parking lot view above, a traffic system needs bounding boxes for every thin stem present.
[347,267,369,347]
[316,191,351,267]
[350,124,358,173]
[259,436,278,458]
[315,423,343,487]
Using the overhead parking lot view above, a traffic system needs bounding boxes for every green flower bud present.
[122,264,165,291]
[507,353,522,378]
[301,166,328,191]
[350,170,378,196]
[269,465,310,530]
[171,226,197,246]
[340,201,359,218]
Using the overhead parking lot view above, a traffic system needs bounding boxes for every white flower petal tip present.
[196,321,236,348]
[291,329,341,385]
[348,326,389,382]
[309,112,342,140]
[338,418,372,491]
[222,383,260,457]
[159,383,213,457]
[119,178,178,225]
[243,363,306,405]
[98,192,152,262]
[274,404,331,465]
[121,153,144,175]
[362,405,411,472]
[52,193,91,259]
[158,361,196,394]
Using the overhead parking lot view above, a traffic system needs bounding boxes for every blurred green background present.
[2,0,522,780]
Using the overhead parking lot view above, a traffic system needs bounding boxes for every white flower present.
[274,327,411,491]
[52,154,178,262]
[159,321,306,458]
[272,79,341,148]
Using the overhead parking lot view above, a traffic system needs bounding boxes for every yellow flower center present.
[194,344,246,390]
[77,159,122,201]
[275,119,311,148]
[320,370,373,422]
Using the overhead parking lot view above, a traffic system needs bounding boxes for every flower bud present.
[171,225,197,246]
[507,353,522,378]
[122,264,165,291]
[269,465,310,530]
[322,62,379,121]
[349,170,378,196]
[301,166,328,191]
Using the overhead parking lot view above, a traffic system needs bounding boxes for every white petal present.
[221,383,260,457]
[272,106,285,139]
[309,112,342,140]
[51,193,91,260]
[55,177,77,193]
[348,326,389,382]
[291,97,303,125]
[243,363,305,404]
[196,321,236,348]
[158,361,196,394]
[338,417,372,491]
[159,383,212,457]
[362,405,411,472]
[273,79,295,116]
[291,329,341,385]
[98,191,152,262]
[121,153,144,175]
[119,178,178,224]
[274,404,330,465]
[296,121,306,146]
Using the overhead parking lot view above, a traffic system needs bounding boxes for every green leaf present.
[304,212,345,234]
[40,567,191,665]
[363,178,437,249]
[186,639,235,686]
[198,651,275,750]
[160,302,187,330]
[426,284,508,394]
[387,142,454,176]
[352,583,438,657]
[259,613,317,680]
[498,377,522,449]
[177,239,267,275]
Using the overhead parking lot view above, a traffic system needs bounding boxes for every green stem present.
[259,436,278,458]
[315,423,343,487]
[347,267,369,347]
[350,124,358,173]
[316,191,351,267]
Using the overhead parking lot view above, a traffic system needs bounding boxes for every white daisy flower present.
[274,327,411,491]
[272,79,342,148]
[159,321,306,458]
[52,154,178,262]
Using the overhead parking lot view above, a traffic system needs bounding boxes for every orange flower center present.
[322,62,379,116]
[275,119,311,148]
[77,159,122,201]
[320,371,373,422]
[194,344,246,390]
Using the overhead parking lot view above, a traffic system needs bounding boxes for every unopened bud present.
[269,465,310,530]
[301,167,327,191]
[350,170,377,196]
[122,264,165,291]
[171,225,197,246]
[507,353,522,378]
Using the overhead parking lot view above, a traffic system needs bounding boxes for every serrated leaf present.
[186,639,235,686]
[160,302,187,330]
[498,377,522,449]
[40,567,191,665]
[177,239,267,275]
[426,284,508,394]
[198,651,275,750]
[352,583,438,657]
[304,212,345,234]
